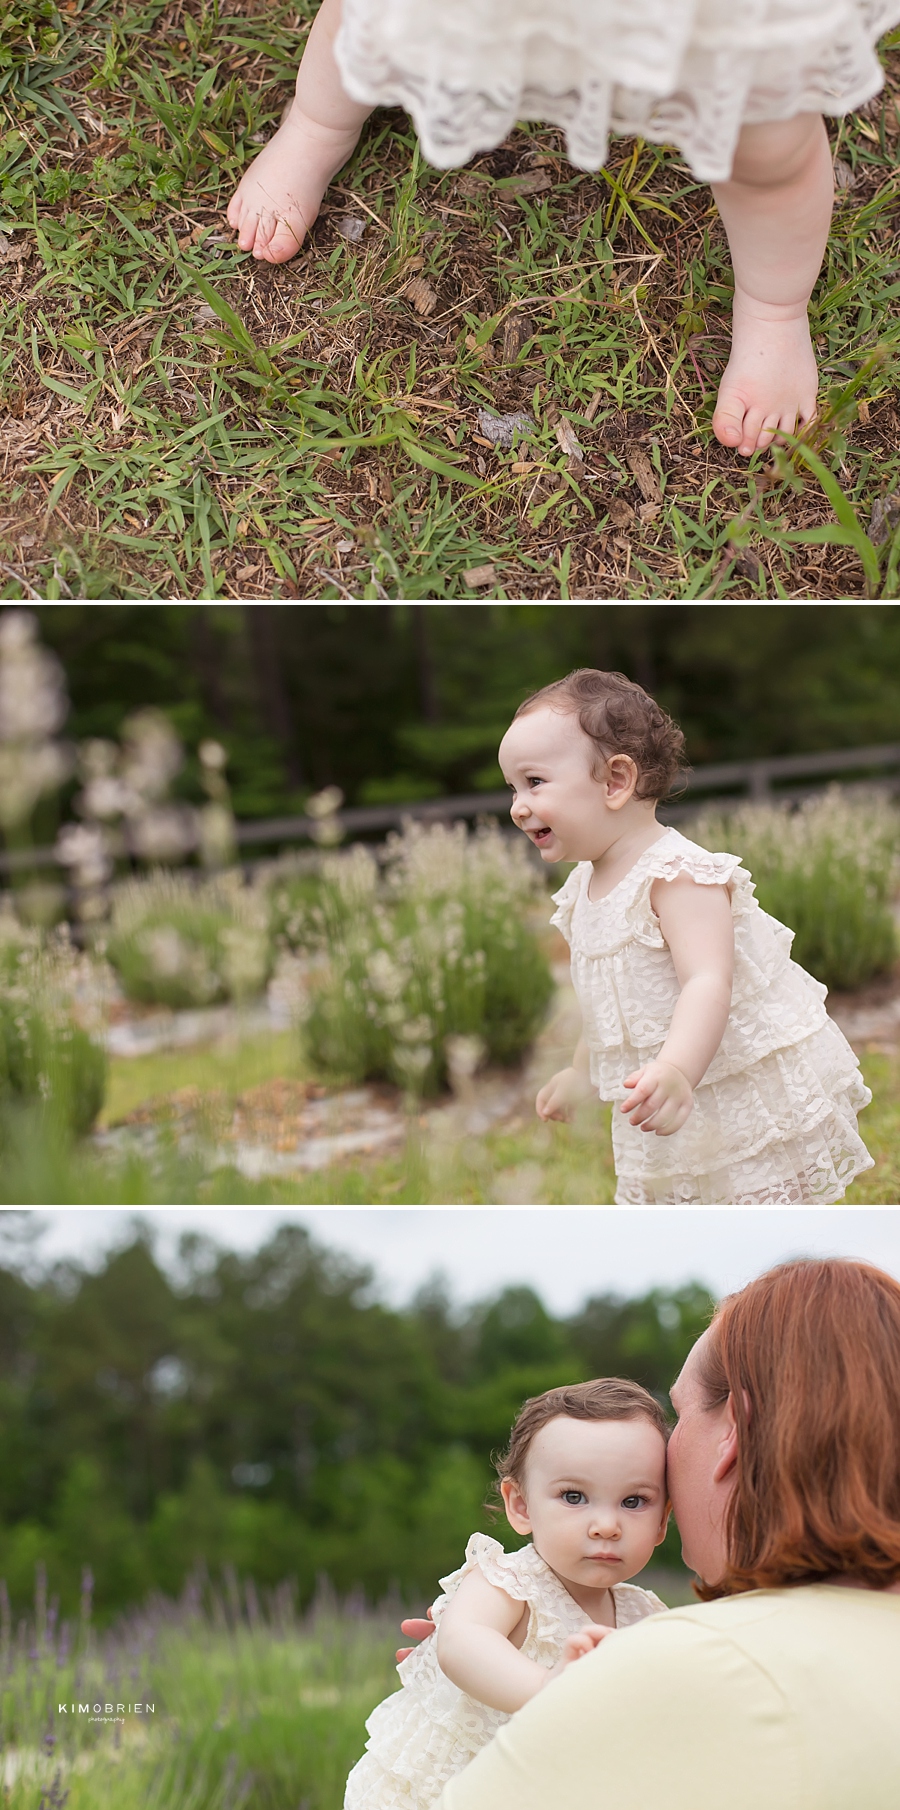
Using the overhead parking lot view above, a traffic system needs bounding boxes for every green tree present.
[0,1225,714,1615]
[32,605,900,821]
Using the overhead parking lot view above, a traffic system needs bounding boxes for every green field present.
[0,1589,400,1810]
[0,1570,695,1810]
[2,3,900,598]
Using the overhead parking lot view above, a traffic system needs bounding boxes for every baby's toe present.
[258,212,308,262]
[235,206,267,253]
[736,406,767,457]
[712,397,745,448]
[753,413,783,453]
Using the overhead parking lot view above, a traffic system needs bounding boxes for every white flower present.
[323,844,377,906]
[80,775,129,820]
[445,1034,485,1088]
[396,1014,433,1044]
[128,806,197,862]
[55,823,113,887]
[0,610,68,744]
[365,947,406,1002]
[198,802,236,869]
[120,709,183,802]
[268,950,311,1023]
[0,742,71,830]
[306,785,344,819]
[139,924,189,979]
[218,925,269,999]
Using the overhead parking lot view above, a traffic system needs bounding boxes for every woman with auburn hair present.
[404,1259,900,1810]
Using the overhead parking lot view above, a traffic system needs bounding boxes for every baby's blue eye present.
[621,1495,644,1510]
[562,1490,584,1505]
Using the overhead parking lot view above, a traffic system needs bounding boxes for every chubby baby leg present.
[710,114,833,457]
[227,0,371,262]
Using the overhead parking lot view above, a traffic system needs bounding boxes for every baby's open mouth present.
[532,827,552,843]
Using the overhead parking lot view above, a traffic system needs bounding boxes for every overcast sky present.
[8,1207,900,1311]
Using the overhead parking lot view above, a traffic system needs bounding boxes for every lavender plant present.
[691,787,900,990]
[0,914,108,1135]
[0,1570,398,1810]
[106,873,273,1011]
[290,822,554,1093]
[0,612,71,836]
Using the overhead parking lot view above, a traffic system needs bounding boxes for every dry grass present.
[2,1,900,598]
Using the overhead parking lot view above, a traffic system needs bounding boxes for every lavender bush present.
[0,1568,398,1810]
[106,873,273,1011]
[691,788,900,991]
[0,915,107,1135]
[290,822,554,1094]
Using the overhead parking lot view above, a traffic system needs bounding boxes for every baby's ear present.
[500,1476,532,1536]
[654,1501,672,1546]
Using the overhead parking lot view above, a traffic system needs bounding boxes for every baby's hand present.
[544,1625,615,1685]
[620,1059,693,1136]
[535,1066,594,1123]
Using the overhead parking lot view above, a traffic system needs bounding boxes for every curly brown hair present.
[514,668,688,803]
[494,1378,670,1491]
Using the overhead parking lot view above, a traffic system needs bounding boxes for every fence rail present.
[2,742,900,875]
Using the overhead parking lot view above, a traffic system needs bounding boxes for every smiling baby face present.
[499,705,637,865]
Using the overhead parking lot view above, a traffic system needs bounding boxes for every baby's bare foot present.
[712,293,818,458]
[227,100,362,263]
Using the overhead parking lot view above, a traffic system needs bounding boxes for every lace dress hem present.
[335,0,900,181]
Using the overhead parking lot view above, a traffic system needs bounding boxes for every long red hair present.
[696,1257,900,1597]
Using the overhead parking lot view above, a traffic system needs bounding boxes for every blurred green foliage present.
[32,605,900,820]
[0,997,106,1134]
[0,1222,713,1617]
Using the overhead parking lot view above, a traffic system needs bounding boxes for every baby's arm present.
[437,1571,557,1713]
[621,875,734,1136]
[535,1037,594,1123]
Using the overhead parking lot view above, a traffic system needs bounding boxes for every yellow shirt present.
[438,1585,900,1810]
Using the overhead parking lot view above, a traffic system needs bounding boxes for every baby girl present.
[499,667,873,1205]
[344,1378,669,1809]
[227,0,900,457]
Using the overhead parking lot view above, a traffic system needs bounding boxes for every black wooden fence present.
[230,740,900,849]
[1,742,899,876]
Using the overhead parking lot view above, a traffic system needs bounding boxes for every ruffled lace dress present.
[550,827,873,1206]
[344,1533,665,1810]
[335,0,900,182]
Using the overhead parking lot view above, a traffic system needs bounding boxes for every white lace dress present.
[344,1533,665,1810]
[335,0,900,182]
[550,827,874,1205]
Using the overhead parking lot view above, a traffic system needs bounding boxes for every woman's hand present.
[396,1607,435,1663]
[543,1624,616,1685]
[536,1066,594,1123]
[621,1059,693,1135]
